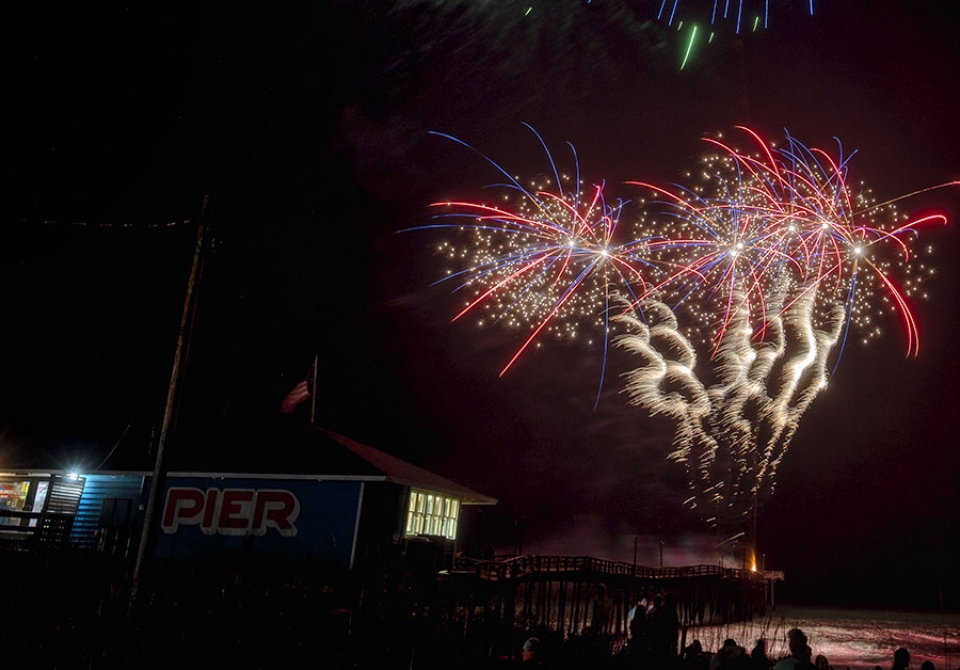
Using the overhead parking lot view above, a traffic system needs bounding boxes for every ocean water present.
[680,606,960,669]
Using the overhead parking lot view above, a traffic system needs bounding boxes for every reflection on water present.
[681,606,959,669]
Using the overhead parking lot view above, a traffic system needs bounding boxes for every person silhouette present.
[750,638,772,670]
[892,648,910,670]
[521,637,547,667]
[772,628,815,670]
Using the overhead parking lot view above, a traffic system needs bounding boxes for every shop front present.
[0,473,86,546]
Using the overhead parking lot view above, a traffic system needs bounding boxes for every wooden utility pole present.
[127,195,211,621]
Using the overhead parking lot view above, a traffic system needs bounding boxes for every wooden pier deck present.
[439,555,784,643]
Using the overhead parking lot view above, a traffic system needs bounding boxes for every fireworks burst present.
[657,0,815,33]
[413,126,954,533]
[654,0,817,69]
[413,126,656,377]
[625,128,946,360]
[617,127,950,532]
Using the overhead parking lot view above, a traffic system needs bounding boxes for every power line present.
[11,215,192,230]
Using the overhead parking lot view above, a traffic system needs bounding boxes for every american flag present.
[280,380,311,413]
[280,355,317,415]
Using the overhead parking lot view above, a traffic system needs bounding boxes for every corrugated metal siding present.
[70,474,146,550]
[36,476,86,545]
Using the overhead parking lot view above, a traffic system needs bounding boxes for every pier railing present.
[452,554,779,585]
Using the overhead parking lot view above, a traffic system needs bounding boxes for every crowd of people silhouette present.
[491,611,953,670]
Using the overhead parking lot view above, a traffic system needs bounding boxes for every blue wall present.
[70,474,147,550]
[154,477,363,565]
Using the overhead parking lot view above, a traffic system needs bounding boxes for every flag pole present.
[309,353,318,425]
[128,194,211,621]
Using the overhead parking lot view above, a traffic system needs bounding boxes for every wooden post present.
[127,195,211,621]
[557,579,567,636]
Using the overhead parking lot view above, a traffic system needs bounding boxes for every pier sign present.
[155,477,362,564]
[161,487,301,536]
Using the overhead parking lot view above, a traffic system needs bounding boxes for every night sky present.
[4,1,959,610]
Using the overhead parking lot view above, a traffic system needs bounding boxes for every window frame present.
[405,489,459,541]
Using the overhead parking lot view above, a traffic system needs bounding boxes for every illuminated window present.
[0,480,30,526]
[405,489,459,540]
[0,479,48,528]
